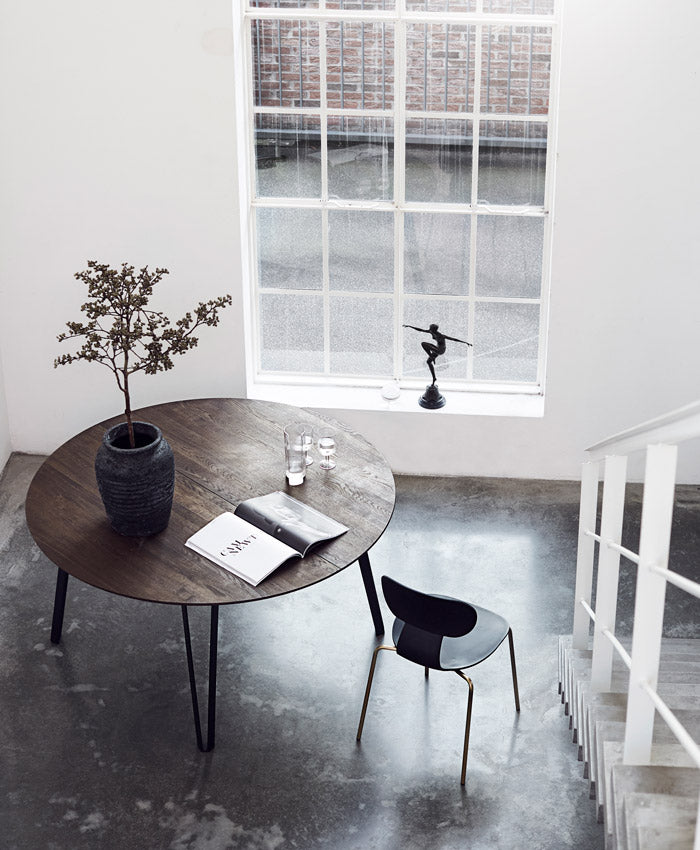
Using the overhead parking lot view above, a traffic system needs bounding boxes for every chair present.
[356,575,520,785]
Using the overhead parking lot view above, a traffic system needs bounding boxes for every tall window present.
[242,0,557,393]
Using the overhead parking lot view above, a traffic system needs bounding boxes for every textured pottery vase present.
[95,421,175,537]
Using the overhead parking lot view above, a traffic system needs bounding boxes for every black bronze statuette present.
[403,323,472,409]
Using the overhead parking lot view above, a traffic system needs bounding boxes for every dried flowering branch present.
[55,261,232,448]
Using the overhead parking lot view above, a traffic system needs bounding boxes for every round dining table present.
[25,398,396,751]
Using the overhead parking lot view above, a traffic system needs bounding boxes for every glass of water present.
[284,424,307,485]
[302,424,315,466]
[289,422,315,466]
[317,428,336,470]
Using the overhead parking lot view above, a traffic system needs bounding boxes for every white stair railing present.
[572,400,700,850]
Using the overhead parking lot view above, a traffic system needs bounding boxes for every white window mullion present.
[467,18,483,381]
[536,2,562,390]
[241,12,263,383]
[319,16,331,375]
[394,7,407,380]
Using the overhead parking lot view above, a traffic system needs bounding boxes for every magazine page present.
[234,491,349,556]
[185,512,300,587]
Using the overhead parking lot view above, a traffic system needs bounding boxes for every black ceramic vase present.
[95,421,175,537]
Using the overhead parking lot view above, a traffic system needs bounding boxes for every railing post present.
[572,461,599,649]
[623,443,677,765]
[590,454,628,693]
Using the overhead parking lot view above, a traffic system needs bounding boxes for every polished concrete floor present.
[2,454,698,849]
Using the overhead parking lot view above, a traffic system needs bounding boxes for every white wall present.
[0,347,10,473]
[0,0,247,454]
[1,0,699,481]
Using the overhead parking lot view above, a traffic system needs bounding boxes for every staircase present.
[561,402,700,850]
[559,635,700,849]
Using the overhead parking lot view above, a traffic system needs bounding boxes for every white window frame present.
[232,0,561,415]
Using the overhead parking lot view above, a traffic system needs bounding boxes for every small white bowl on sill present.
[380,381,401,401]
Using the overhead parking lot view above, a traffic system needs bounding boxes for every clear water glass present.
[284,424,307,485]
[317,428,336,470]
[289,422,315,466]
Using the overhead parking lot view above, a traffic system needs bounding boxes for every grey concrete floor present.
[2,454,698,849]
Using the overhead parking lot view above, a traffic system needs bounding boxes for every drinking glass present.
[284,424,306,485]
[291,422,315,466]
[317,428,336,470]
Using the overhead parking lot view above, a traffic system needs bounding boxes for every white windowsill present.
[246,382,545,418]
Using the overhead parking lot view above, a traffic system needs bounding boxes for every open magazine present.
[185,491,349,587]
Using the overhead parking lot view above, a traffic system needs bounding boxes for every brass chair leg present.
[356,645,396,741]
[455,671,474,785]
[508,628,521,712]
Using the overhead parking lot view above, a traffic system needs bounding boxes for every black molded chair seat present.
[392,599,510,671]
[357,576,520,784]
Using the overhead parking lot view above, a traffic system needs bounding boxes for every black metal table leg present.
[358,552,384,636]
[181,604,219,752]
[51,569,69,645]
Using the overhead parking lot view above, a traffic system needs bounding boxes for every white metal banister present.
[571,400,700,850]
[639,681,700,771]
[583,529,641,564]
[602,629,632,670]
[579,599,596,622]
[649,565,700,600]
[623,444,678,765]
[590,454,627,693]
[572,461,598,649]
[586,399,700,459]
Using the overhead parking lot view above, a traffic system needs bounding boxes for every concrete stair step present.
[621,792,696,850]
[559,635,700,700]
[603,742,696,832]
[592,711,700,816]
[579,682,700,758]
[559,636,700,692]
[611,765,699,850]
[558,636,700,746]
[559,635,700,653]
[636,824,695,850]
[580,685,700,776]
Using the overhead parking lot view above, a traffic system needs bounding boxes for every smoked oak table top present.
[26,398,396,607]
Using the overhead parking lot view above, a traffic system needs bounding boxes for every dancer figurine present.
[403,323,472,409]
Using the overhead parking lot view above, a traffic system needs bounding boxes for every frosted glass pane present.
[406,0,475,10]
[481,26,552,115]
[252,0,319,7]
[404,213,470,296]
[485,0,554,15]
[473,302,539,381]
[252,21,320,109]
[327,117,393,201]
[476,216,543,298]
[329,211,393,293]
[255,115,321,199]
[406,25,475,112]
[326,23,394,110]
[329,296,393,376]
[478,121,546,206]
[402,300,470,381]
[256,208,323,290]
[260,293,324,372]
[326,0,393,9]
[405,119,472,204]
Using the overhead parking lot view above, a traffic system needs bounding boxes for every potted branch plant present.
[55,260,232,537]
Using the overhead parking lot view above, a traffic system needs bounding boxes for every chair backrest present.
[381,576,478,668]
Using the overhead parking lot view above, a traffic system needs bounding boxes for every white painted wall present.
[1,0,698,481]
[0,347,10,473]
[0,0,247,455]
